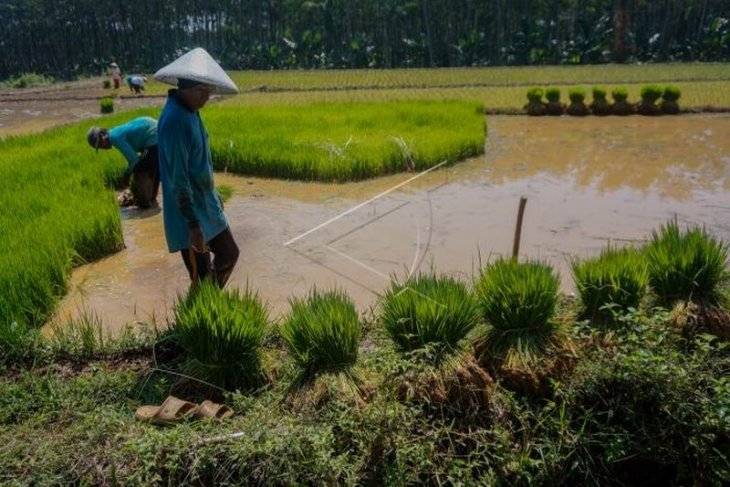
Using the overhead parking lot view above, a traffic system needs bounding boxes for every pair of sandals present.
[135,395,234,425]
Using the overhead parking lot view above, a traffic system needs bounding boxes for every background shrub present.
[174,281,268,390]
[281,288,361,379]
[645,221,728,307]
[572,246,648,322]
[3,72,54,89]
[380,273,480,360]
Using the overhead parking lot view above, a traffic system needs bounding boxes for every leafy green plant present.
[592,86,608,101]
[4,72,54,88]
[571,246,648,322]
[661,85,682,114]
[100,97,114,114]
[644,220,729,306]
[281,288,361,380]
[567,87,589,116]
[474,258,561,368]
[611,87,629,103]
[174,280,269,390]
[545,87,560,103]
[640,84,664,103]
[526,87,544,103]
[380,273,480,361]
[590,86,611,115]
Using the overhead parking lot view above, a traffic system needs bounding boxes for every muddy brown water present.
[49,115,730,333]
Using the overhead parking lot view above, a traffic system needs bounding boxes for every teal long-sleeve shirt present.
[158,91,227,253]
[108,116,157,175]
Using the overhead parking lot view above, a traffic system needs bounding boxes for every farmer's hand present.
[118,174,130,190]
[189,226,207,253]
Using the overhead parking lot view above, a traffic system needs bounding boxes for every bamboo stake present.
[512,197,527,260]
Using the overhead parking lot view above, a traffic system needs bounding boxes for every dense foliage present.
[1,0,729,79]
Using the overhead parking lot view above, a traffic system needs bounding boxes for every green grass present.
[173,280,269,391]
[474,258,561,369]
[571,246,649,322]
[280,288,361,380]
[380,273,480,361]
[645,220,729,307]
[207,100,486,181]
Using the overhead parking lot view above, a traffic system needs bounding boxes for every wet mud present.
[49,115,730,333]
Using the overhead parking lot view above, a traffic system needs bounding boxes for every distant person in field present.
[86,116,159,209]
[110,62,122,89]
[155,48,240,288]
[126,75,147,94]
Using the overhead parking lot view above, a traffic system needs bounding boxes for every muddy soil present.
[48,115,730,333]
[0,77,164,137]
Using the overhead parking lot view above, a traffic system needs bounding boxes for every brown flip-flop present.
[135,396,197,425]
[193,400,234,421]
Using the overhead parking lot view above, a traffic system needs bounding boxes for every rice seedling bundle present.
[380,273,480,360]
[645,221,728,307]
[474,258,561,368]
[174,280,268,390]
[572,246,648,322]
[281,288,361,377]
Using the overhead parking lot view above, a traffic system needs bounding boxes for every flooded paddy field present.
[53,115,730,332]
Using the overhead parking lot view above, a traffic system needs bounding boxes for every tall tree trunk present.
[613,0,631,62]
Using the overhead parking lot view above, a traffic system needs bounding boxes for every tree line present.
[1,0,729,80]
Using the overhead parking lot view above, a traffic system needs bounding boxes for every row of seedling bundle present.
[172,219,728,406]
[525,85,682,116]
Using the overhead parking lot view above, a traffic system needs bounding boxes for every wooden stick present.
[189,248,198,285]
[512,197,527,260]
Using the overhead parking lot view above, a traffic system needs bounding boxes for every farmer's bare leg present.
[130,172,155,208]
[208,228,239,288]
[181,249,213,283]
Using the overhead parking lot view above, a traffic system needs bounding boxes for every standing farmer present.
[87,116,159,208]
[154,48,240,288]
[110,62,122,89]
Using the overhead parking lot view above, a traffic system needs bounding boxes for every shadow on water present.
[51,115,730,333]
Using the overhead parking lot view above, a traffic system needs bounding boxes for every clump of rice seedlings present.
[661,85,682,114]
[281,288,361,382]
[544,87,563,115]
[524,87,546,116]
[638,84,664,115]
[100,97,114,114]
[645,220,729,338]
[381,272,491,414]
[174,280,269,391]
[611,87,635,115]
[571,246,648,324]
[216,184,234,203]
[381,273,480,360]
[590,86,612,115]
[566,87,589,116]
[474,258,574,395]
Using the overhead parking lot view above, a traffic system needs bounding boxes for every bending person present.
[87,116,160,209]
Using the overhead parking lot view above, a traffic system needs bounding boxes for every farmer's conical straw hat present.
[154,48,238,95]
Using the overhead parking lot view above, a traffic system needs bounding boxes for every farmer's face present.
[180,84,214,111]
[99,133,112,149]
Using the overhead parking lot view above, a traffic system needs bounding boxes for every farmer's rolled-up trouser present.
[130,146,160,209]
[180,227,239,288]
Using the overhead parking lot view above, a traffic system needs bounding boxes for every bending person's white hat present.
[154,48,238,94]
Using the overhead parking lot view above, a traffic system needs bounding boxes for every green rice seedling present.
[216,184,234,203]
[545,87,563,115]
[638,85,664,115]
[611,86,634,115]
[571,246,648,323]
[207,100,485,182]
[524,87,546,115]
[102,80,111,89]
[474,258,562,369]
[645,220,728,307]
[100,97,114,114]
[281,288,361,381]
[567,87,589,115]
[174,280,269,391]
[590,86,612,115]
[380,273,480,362]
[661,85,682,114]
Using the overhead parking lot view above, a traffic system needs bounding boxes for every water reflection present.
[52,115,730,333]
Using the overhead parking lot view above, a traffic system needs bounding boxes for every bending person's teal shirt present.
[158,92,227,252]
[108,116,157,175]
